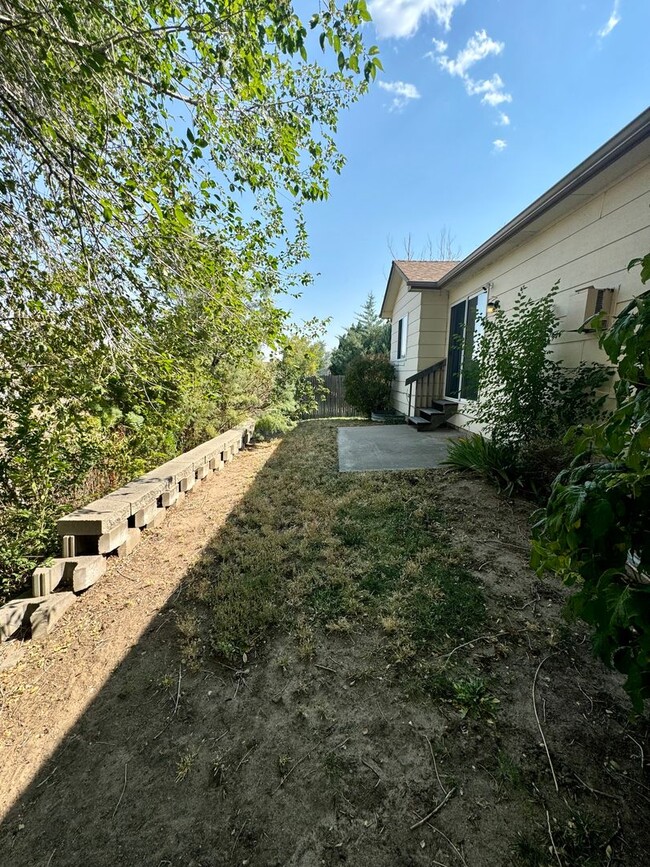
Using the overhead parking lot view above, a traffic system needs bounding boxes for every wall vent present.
[582,286,615,329]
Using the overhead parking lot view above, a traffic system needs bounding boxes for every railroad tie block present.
[161,487,179,508]
[117,527,141,558]
[133,500,159,529]
[179,473,195,493]
[62,535,76,558]
[209,457,224,472]
[32,560,67,597]
[146,507,166,529]
[30,592,77,640]
[196,463,209,481]
[98,522,129,555]
[71,556,107,593]
[1,596,46,641]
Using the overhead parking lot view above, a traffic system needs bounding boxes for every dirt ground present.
[0,421,648,867]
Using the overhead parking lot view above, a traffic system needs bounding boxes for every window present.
[396,314,408,360]
[445,290,487,400]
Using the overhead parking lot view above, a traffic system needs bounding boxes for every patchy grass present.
[3,419,649,867]
[182,420,486,693]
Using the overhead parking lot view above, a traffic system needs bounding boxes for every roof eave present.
[438,106,650,288]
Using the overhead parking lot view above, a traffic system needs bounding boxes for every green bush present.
[344,354,394,418]
[471,287,611,447]
[253,411,296,441]
[532,254,650,710]
[445,434,521,493]
[449,287,611,499]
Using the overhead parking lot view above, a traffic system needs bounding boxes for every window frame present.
[396,313,408,361]
[444,289,487,402]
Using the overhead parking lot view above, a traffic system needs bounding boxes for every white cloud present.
[431,37,448,53]
[378,79,421,111]
[438,29,504,78]
[598,0,621,37]
[493,139,507,152]
[369,0,467,39]
[497,111,510,126]
[433,32,513,110]
[466,73,512,106]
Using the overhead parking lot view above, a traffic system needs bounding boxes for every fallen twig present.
[272,728,334,795]
[173,664,182,715]
[533,655,559,792]
[625,733,645,771]
[234,744,255,773]
[573,773,621,802]
[546,809,563,867]
[424,734,448,797]
[475,538,530,551]
[410,787,456,829]
[112,763,128,819]
[362,758,382,788]
[36,766,58,788]
[439,630,515,662]
[416,817,468,867]
[314,662,338,674]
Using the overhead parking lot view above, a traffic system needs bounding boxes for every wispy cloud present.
[378,80,422,111]
[496,111,510,126]
[466,73,512,106]
[369,0,467,39]
[438,29,504,77]
[493,139,507,152]
[598,0,622,37]
[433,31,512,108]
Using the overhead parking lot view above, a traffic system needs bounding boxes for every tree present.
[344,354,394,417]
[330,292,391,374]
[387,226,462,260]
[0,0,381,599]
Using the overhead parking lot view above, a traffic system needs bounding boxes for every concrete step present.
[431,399,459,415]
[418,407,445,422]
[407,416,433,431]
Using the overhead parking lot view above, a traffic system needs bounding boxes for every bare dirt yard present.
[0,420,648,867]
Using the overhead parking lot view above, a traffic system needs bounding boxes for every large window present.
[396,314,408,360]
[444,291,487,400]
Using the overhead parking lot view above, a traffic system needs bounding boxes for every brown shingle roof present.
[393,260,459,285]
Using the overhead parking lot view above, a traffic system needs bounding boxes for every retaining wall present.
[0,419,256,643]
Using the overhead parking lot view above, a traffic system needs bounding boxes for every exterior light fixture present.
[486,298,501,315]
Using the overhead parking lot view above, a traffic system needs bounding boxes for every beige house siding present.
[444,155,650,430]
[389,278,422,416]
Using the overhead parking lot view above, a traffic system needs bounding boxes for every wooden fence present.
[301,375,362,419]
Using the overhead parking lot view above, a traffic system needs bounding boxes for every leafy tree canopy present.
[330,292,390,374]
[0,0,380,348]
[0,0,381,599]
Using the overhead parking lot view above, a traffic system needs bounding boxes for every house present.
[380,106,650,431]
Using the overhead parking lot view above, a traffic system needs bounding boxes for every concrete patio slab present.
[337,424,465,472]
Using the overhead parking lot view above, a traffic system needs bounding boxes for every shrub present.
[448,287,611,499]
[344,354,394,418]
[471,287,611,447]
[445,434,521,493]
[532,253,650,710]
[253,410,296,441]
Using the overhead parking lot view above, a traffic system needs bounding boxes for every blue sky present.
[284,0,650,348]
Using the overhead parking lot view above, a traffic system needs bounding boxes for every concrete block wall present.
[0,419,256,644]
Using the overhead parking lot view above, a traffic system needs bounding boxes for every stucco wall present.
[389,278,422,416]
[444,154,650,430]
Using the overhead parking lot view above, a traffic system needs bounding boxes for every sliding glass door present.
[444,291,487,401]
